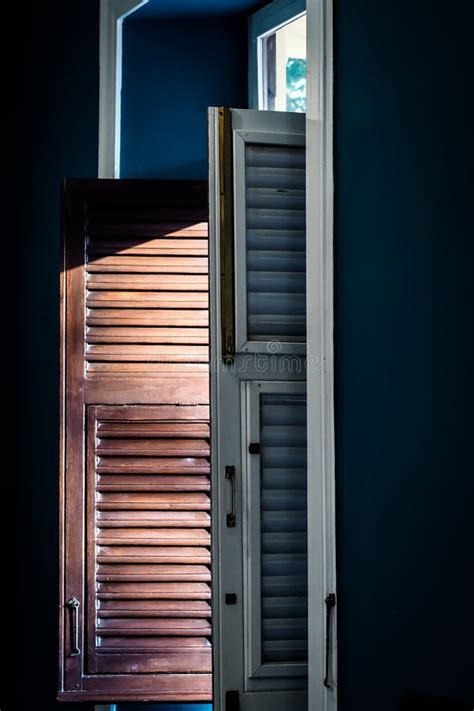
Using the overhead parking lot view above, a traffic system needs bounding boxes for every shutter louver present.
[245,143,306,342]
[88,406,211,675]
[59,180,211,702]
[260,393,308,665]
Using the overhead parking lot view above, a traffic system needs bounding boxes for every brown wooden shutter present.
[58,180,211,702]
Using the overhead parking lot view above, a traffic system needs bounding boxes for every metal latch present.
[225,689,240,711]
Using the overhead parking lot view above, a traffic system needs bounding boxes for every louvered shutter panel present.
[260,392,308,665]
[245,143,306,342]
[59,180,211,702]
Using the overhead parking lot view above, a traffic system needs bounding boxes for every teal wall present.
[334,2,474,708]
[12,1,474,710]
[14,2,100,710]
[120,16,249,179]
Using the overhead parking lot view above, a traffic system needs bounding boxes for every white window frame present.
[248,0,307,110]
[98,0,149,178]
[306,0,336,708]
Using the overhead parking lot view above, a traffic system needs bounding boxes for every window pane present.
[262,14,307,113]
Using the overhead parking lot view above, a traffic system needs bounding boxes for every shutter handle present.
[66,597,81,657]
[225,466,236,528]
[323,593,336,688]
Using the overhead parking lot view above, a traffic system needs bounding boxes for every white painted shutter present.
[210,108,308,711]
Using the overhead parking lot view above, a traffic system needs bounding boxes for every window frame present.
[248,0,307,111]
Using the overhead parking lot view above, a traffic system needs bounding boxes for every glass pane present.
[260,392,308,664]
[261,14,307,112]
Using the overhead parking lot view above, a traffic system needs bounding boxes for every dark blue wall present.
[120,17,248,179]
[334,2,474,709]
[12,2,474,711]
[13,2,99,711]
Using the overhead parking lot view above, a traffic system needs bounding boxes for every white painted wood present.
[98,0,148,178]
[210,107,308,711]
[306,0,336,709]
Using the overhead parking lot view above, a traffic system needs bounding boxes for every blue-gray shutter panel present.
[245,143,306,342]
[260,392,308,664]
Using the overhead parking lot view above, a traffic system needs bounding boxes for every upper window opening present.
[260,13,307,112]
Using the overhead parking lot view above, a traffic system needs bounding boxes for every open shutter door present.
[210,108,308,711]
[59,180,212,702]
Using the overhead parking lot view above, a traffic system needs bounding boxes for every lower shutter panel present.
[88,406,212,675]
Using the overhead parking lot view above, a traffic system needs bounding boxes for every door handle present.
[66,596,81,657]
[323,593,336,688]
[225,465,236,527]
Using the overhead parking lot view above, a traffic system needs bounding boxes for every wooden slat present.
[97,510,210,527]
[86,291,209,309]
[87,261,208,274]
[85,377,209,406]
[95,405,209,420]
[88,238,208,255]
[98,600,211,617]
[87,225,208,240]
[87,273,208,290]
[88,362,209,374]
[97,422,210,437]
[97,564,211,582]
[97,619,212,636]
[97,438,210,457]
[97,492,210,510]
[86,309,208,327]
[97,546,211,564]
[99,635,211,647]
[97,582,211,599]
[97,528,210,546]
[96,457,210,474]
[87,344,209,362]
[97,475,210,492]
[87,327,208,345]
